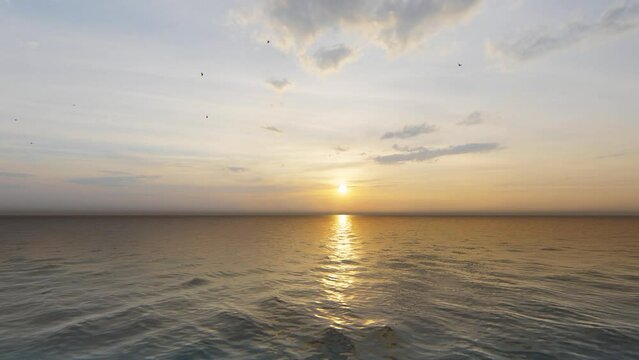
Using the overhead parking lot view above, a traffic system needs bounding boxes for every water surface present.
[1,216,638,359]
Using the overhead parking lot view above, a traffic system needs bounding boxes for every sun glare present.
[338,183,348,194]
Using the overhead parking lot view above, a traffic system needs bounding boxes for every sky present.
[1,0,638,214]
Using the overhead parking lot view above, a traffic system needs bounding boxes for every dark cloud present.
[262,125,283,133]
[70,175,159,187]
[375,142,499,164]
[381,123,436,139]
[0,171,34,178]
[261,0,367,47]
[308,44,357,72]
[373,0,483,52]
[266,78,292,91]
[487,1,639,63]
[237,0,482,71]
[227,166,248,173]
[457,111,483,126]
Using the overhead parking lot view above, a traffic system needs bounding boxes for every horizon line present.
[1,211,638,217]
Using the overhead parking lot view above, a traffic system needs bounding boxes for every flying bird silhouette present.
[458,63,462,67]
[201,72,204,77]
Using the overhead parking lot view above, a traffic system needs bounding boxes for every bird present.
[267,40,270,44]
[14,118,17,122]
[206,115,209,119]
[201,72,204,77]
[458,63,462,67]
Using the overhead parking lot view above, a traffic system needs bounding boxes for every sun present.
[338,183,348,194]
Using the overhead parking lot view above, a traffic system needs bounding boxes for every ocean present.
[0,216,638,359]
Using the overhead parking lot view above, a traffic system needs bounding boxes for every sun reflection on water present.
[333,214,353,262]
[316,214,359,327]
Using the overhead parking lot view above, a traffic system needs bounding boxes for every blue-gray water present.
[1,216,638,359]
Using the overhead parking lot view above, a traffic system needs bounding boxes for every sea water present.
[1,216,638,359]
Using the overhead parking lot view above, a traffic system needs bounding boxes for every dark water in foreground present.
[1,216,638,359]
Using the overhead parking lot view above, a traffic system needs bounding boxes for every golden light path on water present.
[316,214,367,328]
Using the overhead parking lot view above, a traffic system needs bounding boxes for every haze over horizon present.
[2,0,639,214]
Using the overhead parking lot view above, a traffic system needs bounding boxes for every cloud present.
[334,146,349,152]
[381,123,436,139]
[262,125,283,133]
[486,1,639,63]
[371,0,483,52]
[227,166,248,172]
[266,78,292,92]
[101,170,132,176]
[391,144,422,152]
[375,142,499,164]
[235,0,482,72]
[596,151,633,159]
[306,44,358,72]
[0,171,34,178]
[70,175,159,187]
[457,111,483,126]
[257,0,367,49]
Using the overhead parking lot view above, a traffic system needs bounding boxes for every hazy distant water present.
[1,216,638,359]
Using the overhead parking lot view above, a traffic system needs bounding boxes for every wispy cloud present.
[266,78,292,92]
[306,44,358,72]
[375,142,499,164]
[101,170,132,176]
[486,1,639,64]
[391,144,421,152]
[70,175,159,187]
[234,0,482,72]
[262,125,283,133]
[457,111,484,126]
[596,151,633,159]
[0,171,34,178]
[381,123,436,139]
[334,146,349,152]
[227,166,248,173]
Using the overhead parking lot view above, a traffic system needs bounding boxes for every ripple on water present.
[308,327,355,359]
[180,277,210,288]
[36,304,171,356]
[1,216,638,359]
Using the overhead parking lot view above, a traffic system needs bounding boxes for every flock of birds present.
[11,38,462,148]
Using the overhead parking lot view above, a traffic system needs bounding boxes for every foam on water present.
[1,216,638,359]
